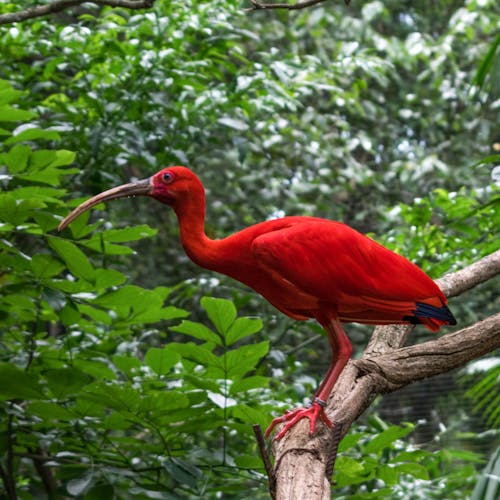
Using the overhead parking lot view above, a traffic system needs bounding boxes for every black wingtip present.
[414,301,457,325]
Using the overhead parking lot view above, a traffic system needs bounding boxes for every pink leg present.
[265,314,353,440]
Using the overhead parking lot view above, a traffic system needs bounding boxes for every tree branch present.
[357,313,500,390]
[246,0,329,12]
[0,0,155,25]
[437,249,500,298]
[30,447,58,496]
[270,250,500,499]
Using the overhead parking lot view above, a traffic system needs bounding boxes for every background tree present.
[0,0,499,498]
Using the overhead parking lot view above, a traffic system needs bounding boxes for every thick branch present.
[357,313,500,389]
[0,0,155,25]
[437,249,500,298]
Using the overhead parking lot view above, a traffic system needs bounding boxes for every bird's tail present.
[412,301,457,332]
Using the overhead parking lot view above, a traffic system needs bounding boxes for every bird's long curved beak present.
[58,177,152,232]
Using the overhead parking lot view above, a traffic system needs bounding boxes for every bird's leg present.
[265,315,352,440]
[313,315,353,405]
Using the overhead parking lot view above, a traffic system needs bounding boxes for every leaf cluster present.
[0,81,275,497]
[334,416,484,499]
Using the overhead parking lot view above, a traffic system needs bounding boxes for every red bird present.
[59,166,456,440]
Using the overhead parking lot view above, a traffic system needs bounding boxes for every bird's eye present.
[162,172,174,184]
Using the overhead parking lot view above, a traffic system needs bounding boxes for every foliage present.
[471,447,500,500]
[334,416,484,499]
[0,81,273,497]
[0,0,499,497]
[462,360,500,429]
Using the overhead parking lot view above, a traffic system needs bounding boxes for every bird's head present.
[149,166,204,206]
[58,166,204,232]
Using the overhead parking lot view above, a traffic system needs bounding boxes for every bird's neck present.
[173,199,218,269]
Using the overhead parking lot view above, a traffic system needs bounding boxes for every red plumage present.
[59,166,456,440]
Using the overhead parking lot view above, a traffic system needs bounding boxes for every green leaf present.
[18,166,79,186]
[14,185,66,203]
[5,127,60,144]
[47,237,96,281]
[0,104,36,122]
[230,404,270,428]
[141,391,189,414]
[94,268,126,289]
[112,355,143,377]
[364,424,414,454]
[338,432,363,453]
[144,347,181,375]
[95,285,188,324]
[131,305,188,324]
[2,144,31,173]
[333,455,364,477]
[378,464,399,485]
[31,254,65,279]
[163,457,202,488]
[95,284,153,309]
[236,454,265,469]
[47,278,94,294]
[473,33,500,89]
[168,342,222,370]
[47,149,76,168]
[393,461,430,480]
[84,484,115,500]
[183,374,221,393]
[201,296,236,335]
[28,401,75,420]
[0,85,24,105]
[45,367,93,398]
[229,376,269,395]
[73,359,115,381]
[225,341,269,379]
[80,237,135,256]
[81,383,140,413]
[0,193,20,224]
[170,320,222,346]
[0,363,44,400]
[59,302,81,326]
[226,317,263,345]
[29,149,56,169]
[102,225,157,243]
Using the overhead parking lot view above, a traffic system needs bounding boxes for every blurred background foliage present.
[0,0,499,497]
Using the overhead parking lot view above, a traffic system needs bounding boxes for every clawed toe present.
[265,401,332,440]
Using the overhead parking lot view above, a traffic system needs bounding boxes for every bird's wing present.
[251,219,445,313]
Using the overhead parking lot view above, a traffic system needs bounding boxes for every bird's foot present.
[264,398,332,441]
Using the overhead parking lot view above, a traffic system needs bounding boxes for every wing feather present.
[251,219,445,319]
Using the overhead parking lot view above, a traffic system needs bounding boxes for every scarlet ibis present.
[58,166,456,440]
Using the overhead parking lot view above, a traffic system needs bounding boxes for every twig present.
[30,448,58,496]
[0,0,155,25]
[247,0,351,11]
[0,411,18,500]
[0,462,16,500]
[247,0,329,11]
[252,424,276,499]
